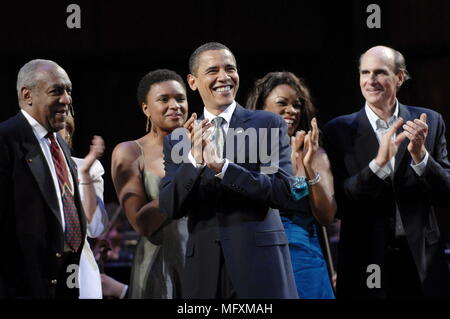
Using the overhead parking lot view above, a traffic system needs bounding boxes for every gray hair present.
[16,59,60,99]
[359,47,411,81]
[392,50,411,81]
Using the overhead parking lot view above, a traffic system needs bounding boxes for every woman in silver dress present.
[112,69,194,298]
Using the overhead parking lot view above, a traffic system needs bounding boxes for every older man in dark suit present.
[0,59,86,298]
[324,46,450,298]
[159,42,298,299]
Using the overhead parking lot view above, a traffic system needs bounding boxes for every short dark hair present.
[137,69,186,106]
[246,71,317,133]
[188,42,235,75]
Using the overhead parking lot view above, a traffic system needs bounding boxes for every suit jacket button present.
[51,279,58,285]
[55,253,62,258]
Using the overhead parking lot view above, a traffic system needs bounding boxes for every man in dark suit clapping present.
[159,42,298,299]
[324,46,450,298]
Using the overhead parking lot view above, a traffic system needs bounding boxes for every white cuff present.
[369,160,391,180]
[410,151,429,176]
[215,159,229,179]
[188,150,204,168]
[119,285,128,299]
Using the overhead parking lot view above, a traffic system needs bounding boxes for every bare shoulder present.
[111,141,144,190]
[112,141,141,164]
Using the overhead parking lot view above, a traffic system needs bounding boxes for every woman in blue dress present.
[246,71,336,298]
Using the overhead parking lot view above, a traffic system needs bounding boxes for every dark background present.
[0,0,448,207]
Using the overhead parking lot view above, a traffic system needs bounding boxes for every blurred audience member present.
[60,113,108,299]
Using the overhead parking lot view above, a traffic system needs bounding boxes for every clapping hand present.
[291,118,320,179]
[202,129,224,173]
[400,113,428,164]
[184,113,212,165]
[183,112,197,133]
[80,135,105,175]
[374,118,406,167]
[303,118,320,178]
[291,130,307,176]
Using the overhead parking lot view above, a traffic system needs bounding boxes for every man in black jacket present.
[0,59,86,298]
[324,45,450,298]
[159,43,298,299]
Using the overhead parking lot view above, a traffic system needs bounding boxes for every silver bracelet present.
[79,180,94,185]
[307,172,321,185]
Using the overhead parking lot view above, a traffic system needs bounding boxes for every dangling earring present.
[146,116,150,132]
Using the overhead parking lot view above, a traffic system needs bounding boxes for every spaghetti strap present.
[133,140,147,172]
[133,140,145,161]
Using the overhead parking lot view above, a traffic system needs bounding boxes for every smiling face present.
[143,80,188,133]
[359,48,404,111]
[23,65,72,132]
[187,49,239,114]
[263,84,302,137]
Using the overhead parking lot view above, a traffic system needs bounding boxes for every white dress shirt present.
[21,109,73,231]
[188,101,237,179]
[366,101,429,177]
[73,157,108,299]
[366,101,429,236]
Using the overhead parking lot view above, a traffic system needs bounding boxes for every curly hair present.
[246,71,317,133]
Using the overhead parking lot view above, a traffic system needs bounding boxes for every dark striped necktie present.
[47,132,82,252]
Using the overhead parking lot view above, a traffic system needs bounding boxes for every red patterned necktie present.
[47,133,82,252]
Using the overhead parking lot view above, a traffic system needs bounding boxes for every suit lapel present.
[225,104,251,162]
[17,113,63,228]
[354,108,380,169]
[394,103,412,172]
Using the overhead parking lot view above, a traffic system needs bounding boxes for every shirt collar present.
[203,100,236,125]
[365,99,399,131]
[21,109,50,140]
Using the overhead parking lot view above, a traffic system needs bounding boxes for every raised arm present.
[217,115,293,209]
[78,136,105,225]
[293,118,336,225]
